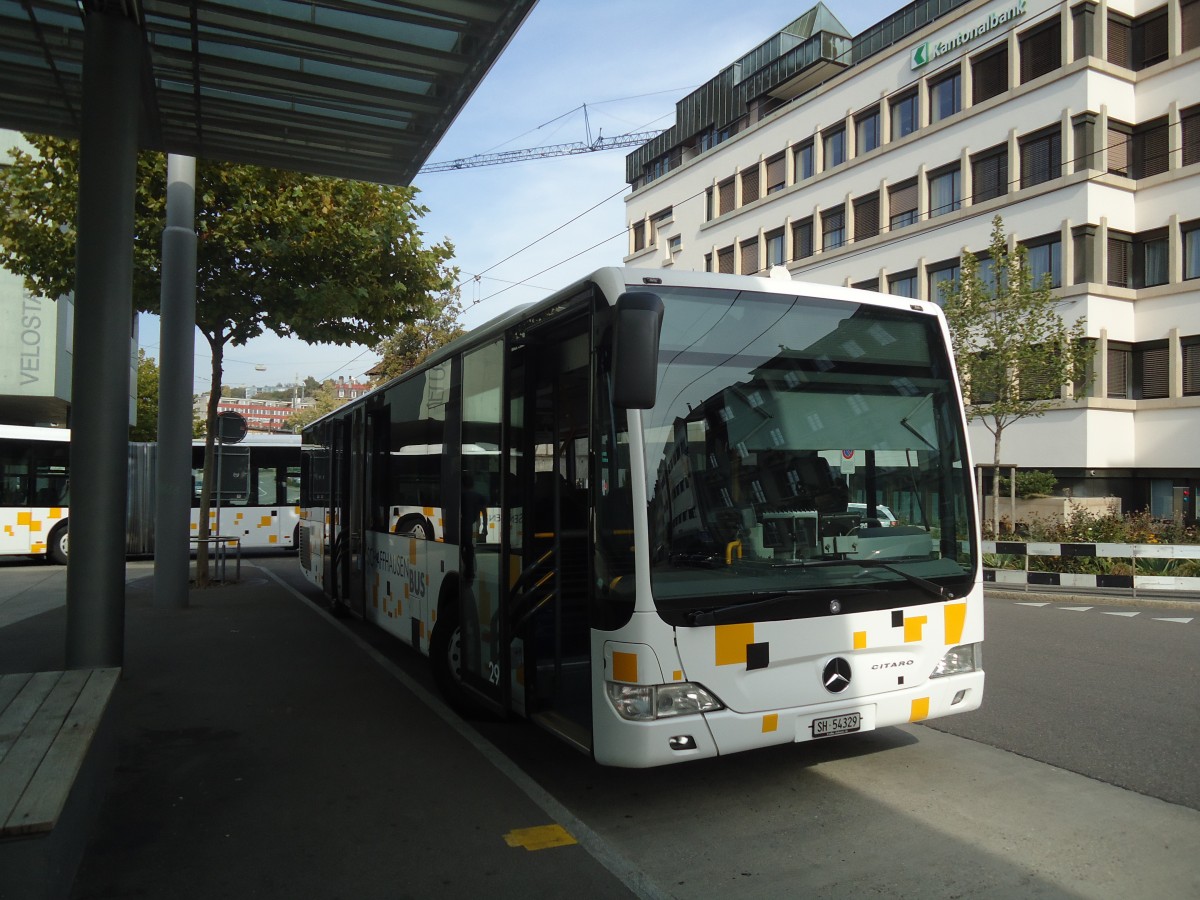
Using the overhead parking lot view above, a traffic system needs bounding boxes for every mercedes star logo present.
[822,657,852,694]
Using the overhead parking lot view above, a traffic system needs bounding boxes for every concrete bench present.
[0,668,120,900]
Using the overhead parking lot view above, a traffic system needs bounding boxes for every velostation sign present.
[911,0,1028,69]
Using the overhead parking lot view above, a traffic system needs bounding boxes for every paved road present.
[928,595,1199,810]
[5,557,1199,898]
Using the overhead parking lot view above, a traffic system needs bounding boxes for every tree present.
[285,380,347,432]
[941,216,1092,534]
[130,349,160,442]
[372,286,467,382]
[1,134,455,582]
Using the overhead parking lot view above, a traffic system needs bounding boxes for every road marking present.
[1153,617,1194,624]
[1060,606,1093,612]
[1015,602,1050,607]
[504,824,578,851]
[1101,611,1140,617]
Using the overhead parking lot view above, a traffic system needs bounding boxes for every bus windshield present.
[640,286,976,617]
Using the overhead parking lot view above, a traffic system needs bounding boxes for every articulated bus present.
[0,424,300,561]
[298,267,983,767]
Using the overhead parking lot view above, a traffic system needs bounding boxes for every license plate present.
[811,712,861,738]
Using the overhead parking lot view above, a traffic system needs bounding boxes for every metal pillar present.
[65,12,141,668]
[153,156,198,608]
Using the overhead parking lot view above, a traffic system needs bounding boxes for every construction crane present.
[418,103,663,174]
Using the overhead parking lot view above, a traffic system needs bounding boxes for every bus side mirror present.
[612,291,664,409]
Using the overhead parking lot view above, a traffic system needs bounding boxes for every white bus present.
[0,424,72,562]
[299,268,983,767]
[190,433,303,551]
[0,425,300,561]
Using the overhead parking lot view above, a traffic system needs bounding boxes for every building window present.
[718,178,735,216]
[717,245,735,274]
[889,179,918,229]
[1108,13,1132,68]
[1184,221,1200,280]
[972,47,1007,104]
[928,164,961,217]
[740,239,759,275]
[704,253,713,272]
[890,90,918,140]
[1107,121,1131,176]
[888,270,918,298]
[853,192,880,241]
[852,278,880,292]
[1185,0,1200,52]
[1133,118,1169,179]
[1132,8,1169,69]
[1024,235,1063,289]
[823,125,846,169]
[792,218,814,260]
[1133,341,1169,399]
[928,260,960,305]
[669,235,682,254]
[1184,106,1200,167]
[1108,231,1132,287]
[1134,229,1169,288]
[1184,337,1200,396]
[794,140,815,181]
[855,106,881,155]
[822,205,846,251]
[1107,343,1130,398]
[1020,127,1061,188]
[1020,20,1062,83]
[971,144,1008,203]
[741,167,760,206]
[631,221,646,253]
[765,229,785,268]
[976,254,999,293]
[929,68,961,123]
[765,153,786,194]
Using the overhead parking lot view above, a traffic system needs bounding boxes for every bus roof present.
[303,266,946,432]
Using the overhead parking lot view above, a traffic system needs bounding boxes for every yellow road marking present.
[503,824,577,851]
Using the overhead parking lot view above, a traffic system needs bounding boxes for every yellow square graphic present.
[904,615,927,643]
[762,714,779,733]
[714,622,755,666]
[944,602,967,645]
[612,650,638,683]
[910,697,930,722]
[853,631,867,650]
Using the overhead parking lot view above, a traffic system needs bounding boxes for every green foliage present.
[130,349,159,442]
[996,469,1058,498]
[372,286,466,382]
[285,380,346,432]
[2,133,455,584]
[941,216,1092,533]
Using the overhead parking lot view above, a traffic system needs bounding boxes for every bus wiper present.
[687,589,818,626]
[773,557,950,600]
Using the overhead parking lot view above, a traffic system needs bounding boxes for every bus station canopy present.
[0,0,536,184]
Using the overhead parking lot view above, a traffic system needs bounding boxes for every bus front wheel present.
[430,603,470,712]
[48,523,69,565]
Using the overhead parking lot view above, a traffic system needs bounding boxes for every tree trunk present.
[195,334,225,586]
[991,425,1004,536]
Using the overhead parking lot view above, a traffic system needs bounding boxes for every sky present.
[134,0,900,394]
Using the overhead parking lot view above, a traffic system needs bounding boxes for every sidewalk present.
[0,563,639,900]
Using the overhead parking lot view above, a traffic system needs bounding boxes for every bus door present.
[510,313,593,749]
[346,407,367,615]
[457,341,507,710]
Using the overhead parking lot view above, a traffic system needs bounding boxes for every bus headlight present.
[930,643,981,678]
[606,682,724,721]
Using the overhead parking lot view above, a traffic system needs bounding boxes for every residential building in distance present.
[624,0,1200,520]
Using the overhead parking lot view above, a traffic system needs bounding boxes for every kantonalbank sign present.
[910,0,1027,69]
